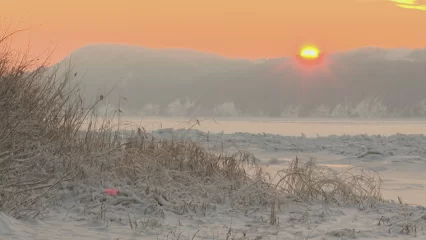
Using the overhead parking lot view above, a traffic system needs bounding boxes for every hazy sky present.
[2,0,426,63]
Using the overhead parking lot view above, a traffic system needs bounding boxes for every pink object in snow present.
[104,188,120,196]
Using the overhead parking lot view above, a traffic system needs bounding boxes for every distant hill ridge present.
[51,44,426,118]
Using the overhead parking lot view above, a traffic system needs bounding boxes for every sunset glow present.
[1,0,426,63]
[390,0,426,10]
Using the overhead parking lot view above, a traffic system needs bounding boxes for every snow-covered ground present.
[1,129,426,239]
[1,196,425,240]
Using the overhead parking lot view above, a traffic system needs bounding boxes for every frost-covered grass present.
[273,157,383,205]
[0,28,270,219]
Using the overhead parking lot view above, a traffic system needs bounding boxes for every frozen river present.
[121,117,426,137]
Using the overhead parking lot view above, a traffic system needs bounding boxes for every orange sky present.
[2,0,426,63]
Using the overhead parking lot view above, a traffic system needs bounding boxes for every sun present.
[300,46,320,59]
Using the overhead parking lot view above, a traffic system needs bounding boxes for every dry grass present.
[0,27,384,221]
[273,157,383,206]
[0,30,89,216]
[0,28,260,216]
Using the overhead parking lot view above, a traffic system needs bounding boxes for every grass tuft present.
[274,157,383,206]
